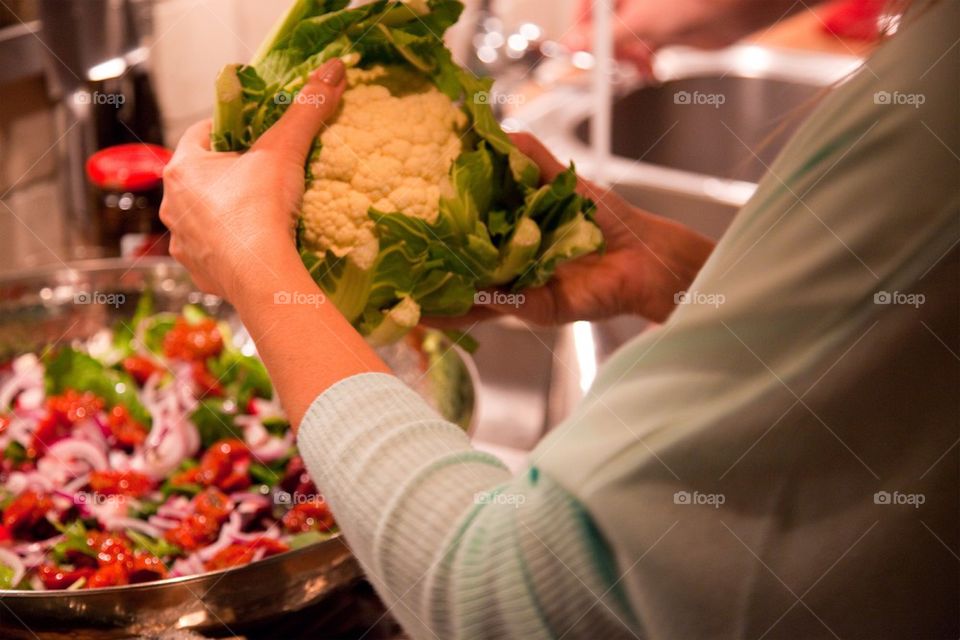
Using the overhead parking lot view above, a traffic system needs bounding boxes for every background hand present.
[160,59,346,302]
[565,0,808,73]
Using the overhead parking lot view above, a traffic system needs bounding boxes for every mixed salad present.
[0,297,334,590]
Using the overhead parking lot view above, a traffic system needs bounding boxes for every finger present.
[508,132,568,183]
[253,58,346,164]
[174,120,213,159]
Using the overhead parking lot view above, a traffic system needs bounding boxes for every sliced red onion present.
[249,432,293,463]
[6,415,36,448]
[229,492,271,505]
[108,450,131,470]
[46,438,109,472]
[13,535,63,555]
[63,473,90,494]
[147,515,180,530]
[103,517,163,539]
[249,396,284,421]
[73,419,108,450]
[6,471,54,494]
[230,527,279,544]
[157,496,192,519]
[0,547,26,588]
[16,387,44,411]
[0,354,43,410]
[87,497,131,523]
[196,511,241,562]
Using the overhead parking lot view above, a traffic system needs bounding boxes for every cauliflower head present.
[301,66,467,270]
[211,0,603,345]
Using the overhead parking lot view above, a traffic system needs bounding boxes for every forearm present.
[297,374,637,638]
[640,0,815,49]
[635,212,715,322]
[230,246,389,427]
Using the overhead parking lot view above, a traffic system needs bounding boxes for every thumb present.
[252,58,346,162]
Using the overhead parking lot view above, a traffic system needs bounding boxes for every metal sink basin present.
[572,75,819,184]
[513,45,863,239]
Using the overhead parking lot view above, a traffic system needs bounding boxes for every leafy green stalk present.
[365,297,421,347]
[487,217,541,286]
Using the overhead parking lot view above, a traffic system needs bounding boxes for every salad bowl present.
[0,258,476,638]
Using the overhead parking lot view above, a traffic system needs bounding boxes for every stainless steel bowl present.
[0,258,477,638]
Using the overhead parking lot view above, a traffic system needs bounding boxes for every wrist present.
[634,214,715,322]
[227,241,312,308]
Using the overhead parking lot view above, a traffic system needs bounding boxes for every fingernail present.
[313,59,345,86]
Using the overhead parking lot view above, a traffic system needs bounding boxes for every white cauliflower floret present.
[300,65,467,269]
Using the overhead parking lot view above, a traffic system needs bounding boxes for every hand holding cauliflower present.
[212,0,604,344]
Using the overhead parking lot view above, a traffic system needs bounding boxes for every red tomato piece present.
[107,405,148,449]
[87,562,129,588]
[191,361,223,399]
[281,497,334,534]
[128,551,168,583]
[2,491,54,537]
[88,469,154,497]
[193,487,232,522]
[164,514,220,551]
[32,390,105,453]
[204,538,289,571]
[198,439,250,492]
[121,355,162,384]
[163,317,223,361]
[37,564,95,590]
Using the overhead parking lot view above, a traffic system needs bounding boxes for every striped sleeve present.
[297,372,638,639]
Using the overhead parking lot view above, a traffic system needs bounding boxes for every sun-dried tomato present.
[281,497,334,534]
[128,551,167,583]
[107,405,148,449]
[88,469,154,498]
[32,390,105,452]
[164,514,220,551]
[2,490,55,538]
[87,562,129,588]
[197,439,250,492]
[193,487,232,522]
[191,361,223,399]
[37,564,95,590]
[163,317,223,361]
[121,355,162,384]
[204,537,289,571]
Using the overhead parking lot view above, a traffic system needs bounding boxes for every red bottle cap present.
[85,143,174,192]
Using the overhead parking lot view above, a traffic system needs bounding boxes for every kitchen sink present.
[510,45,862,239]
[469,46,863,456]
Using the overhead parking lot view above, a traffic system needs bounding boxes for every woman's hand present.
[565,0,808,73]
[159,59,347,303]
[437,133,715,327]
